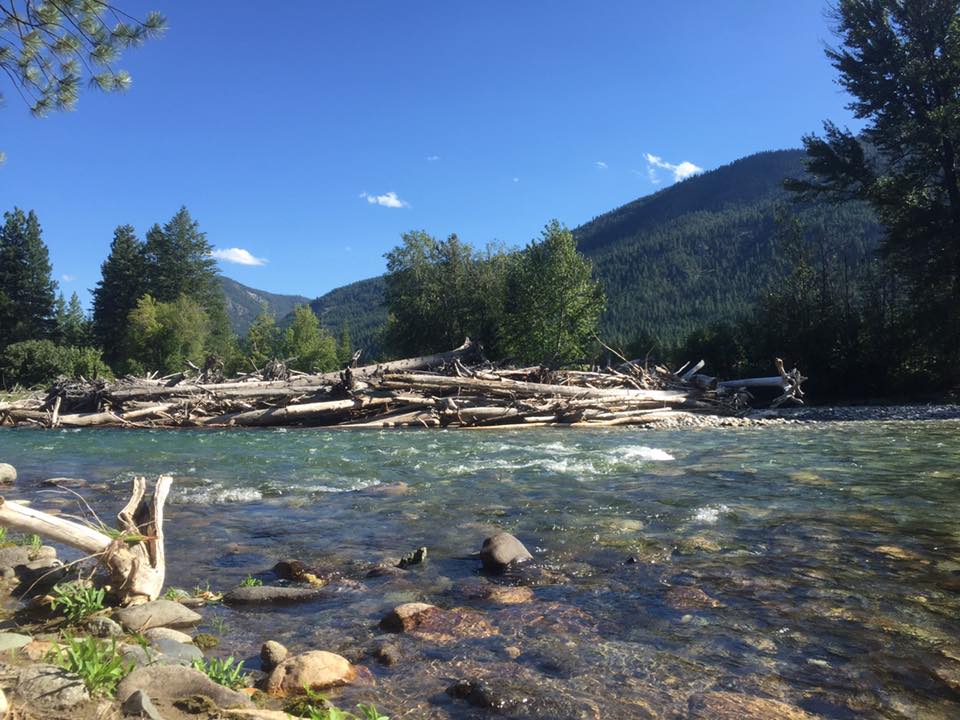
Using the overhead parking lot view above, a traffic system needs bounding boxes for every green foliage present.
[336,321,353,366]
[282,305,338,372]
[785,0,960,389]
[55,292,92,347]
[220,276,310,335]
[92,225,147,363]
[244,305,281,369]
[0,208,56,346]
[0,339,110,388]
[49,635,132,697]
[239,574,262,587]
[0,2,165,120]
[191,655,248,690]
[50,583,106,624]
[503,220,605,365]
[125,294,211,374]
[305,277,387,360]
[162,587,188,601]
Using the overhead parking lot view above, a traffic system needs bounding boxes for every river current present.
[1,422,959,718]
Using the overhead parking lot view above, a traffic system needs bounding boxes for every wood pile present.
[0,340,806,429]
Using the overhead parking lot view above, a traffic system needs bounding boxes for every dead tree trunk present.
[0,476,171,605]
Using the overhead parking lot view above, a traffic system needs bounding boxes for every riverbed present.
[1,421,959,718]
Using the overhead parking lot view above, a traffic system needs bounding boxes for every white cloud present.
[61,273,76,282]
[595,160,608,170]
[644,152,703,183]
[210,247,268,266]
[361,191,409,208]
[426,155,440,162]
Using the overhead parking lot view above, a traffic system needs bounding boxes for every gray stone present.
[0,547,33,571]
[223,585,326,605]
[143,627,192,644]
[480,532,533,573]
[260,640,288,672]
[15,558,65,592]
[117,666,253,709]
[114,599,202,631]
[86,616,123,638]
[0,464,16,484]
[149,638,202,665]
[0,632,31,652]
[17,664,89,710]
[121,644,161,669]
[121,689,165,720]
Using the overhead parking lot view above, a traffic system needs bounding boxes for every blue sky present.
[0,1,858,306]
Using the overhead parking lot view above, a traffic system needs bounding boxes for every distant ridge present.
[219,276,310,335]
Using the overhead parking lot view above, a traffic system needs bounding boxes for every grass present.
[50,583,106,624]
[207,615,228,635]
[48,634,133,697]
[239,574,263,587]
[191,655,248,690]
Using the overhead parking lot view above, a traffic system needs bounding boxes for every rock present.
[372,641,401,666]
[380,603,497,643]
[22,639,53,662]
[665,585,721,610]
[223,585,327,605]
[143,627,193,644]
[225,710,292,720]
[86,616,123,638]
[41,477,87,488]
[122,689,165,720]
[380,602,440,632]
[0,463,16,484]
[273,559,309,581]
[480,533,533,573]
[456,580,534,605]
[397,546,428,568]
[14,558,66,592]
[121,644,160,668]
[446,678,584,719]
[265,650,355,695]
[366,563,407,578]
[688,692,819,719]
[260,641,288,672]
[0,546,55,571]
[17,664,89,710]
[114,599,202,631]
[150,638,203,665]
[0,632,31,652]
[117,666,253,709]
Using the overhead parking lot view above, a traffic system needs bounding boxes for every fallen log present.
[0,476,171,605]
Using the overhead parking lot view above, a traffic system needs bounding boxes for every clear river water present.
[1,422,959,719]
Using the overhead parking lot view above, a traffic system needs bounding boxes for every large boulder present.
[114,599,202,631]
[0,464,16,485]
[265,651,355,695]
[260,640,288,672]
[17,664,89,710]
[480,533,533,573]
[117,666,253,709]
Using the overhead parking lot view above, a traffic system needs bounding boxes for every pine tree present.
[336,321,353,366]
[244,305,280,369]
[0,208,57,346]
[92,224,146,361]
[56,292,92,347]
[282,305,337,373]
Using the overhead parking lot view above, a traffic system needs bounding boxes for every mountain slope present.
[219,276,310,335]
[307,277,387,359]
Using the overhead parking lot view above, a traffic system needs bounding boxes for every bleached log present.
[0,476,171,605]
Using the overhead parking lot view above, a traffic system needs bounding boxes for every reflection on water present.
[2,422,960,718]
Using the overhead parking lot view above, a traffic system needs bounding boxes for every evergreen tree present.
[92,224,146,361]
[282,305,337,373]
[0,208,57,346]
[55,292,91,347]
[786,0,960,385]
[503,220,605,366]
[244,305,280,369]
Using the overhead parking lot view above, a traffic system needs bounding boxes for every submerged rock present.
[665,585,722,610]
[17,664,89,710]
[480,533,533,573]
[688,691,819,719]
[223,585,327,605]
[380,602,440,632]
[265,650,355,695]
[446,678,587,719]
[455,579,535,605]
[114,599,202,631]
[117,666,253,708]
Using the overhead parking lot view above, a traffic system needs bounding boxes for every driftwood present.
[0,341,805,429]
[0,476,171,605]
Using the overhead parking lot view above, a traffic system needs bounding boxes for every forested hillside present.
[276,149,882,356]
[219,277,310,335]
[575,150,882,345]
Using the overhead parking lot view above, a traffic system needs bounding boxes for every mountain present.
[575,149,883,345]
[227,148,883,356]
[219,276,310,335]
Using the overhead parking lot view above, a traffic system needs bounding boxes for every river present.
[1,421,959,718]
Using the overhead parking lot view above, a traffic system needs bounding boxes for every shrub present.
[0,339,110,388]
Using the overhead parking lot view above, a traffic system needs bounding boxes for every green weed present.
[50,583,105,624]
[191,655,247,690]
[286,687,389,720]
[239,574,262,587]
[48,634,132,697]
[162,586,188,600]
